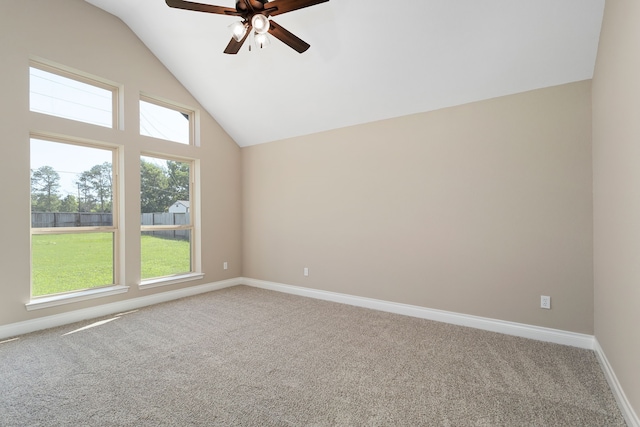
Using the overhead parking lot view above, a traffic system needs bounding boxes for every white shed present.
[168,200,190,213]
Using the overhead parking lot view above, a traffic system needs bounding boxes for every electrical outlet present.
[541,295,551,309]
[303,267,309,277]
[223,262,228,270]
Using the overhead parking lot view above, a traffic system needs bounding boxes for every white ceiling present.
[85,0,605,147]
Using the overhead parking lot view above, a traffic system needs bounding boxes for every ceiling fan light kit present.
[165,0,330,54]
[229,21,248,41]
[254,32,270,49]
[251,13,270,34]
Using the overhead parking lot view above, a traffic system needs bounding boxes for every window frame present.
[139,153,200,288]
[28,134,123,307]
[29,60,120,129]
[24,59,205,309]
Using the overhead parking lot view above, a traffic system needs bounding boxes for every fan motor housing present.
[236,0,268,13]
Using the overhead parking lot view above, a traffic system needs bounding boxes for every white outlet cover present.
[541,295,551,309]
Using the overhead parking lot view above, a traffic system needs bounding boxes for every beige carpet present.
[0,285,626,426]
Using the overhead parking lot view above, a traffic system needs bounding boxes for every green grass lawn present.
[31,233,190,297]
[141,233,191,279]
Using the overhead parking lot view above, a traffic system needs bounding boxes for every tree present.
[140,159,171,213]
[31,166,61,212]
[166,160,190,202]
[74,162,112,213]
[59,195,78,212]
[75,172,95,212]
[88,162,112,212]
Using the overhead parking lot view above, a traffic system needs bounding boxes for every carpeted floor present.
[0,285,626,426]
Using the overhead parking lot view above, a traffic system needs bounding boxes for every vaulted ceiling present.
[85,0,605,147]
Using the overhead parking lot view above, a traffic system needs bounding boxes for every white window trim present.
[139,273,204,290]
[25,285,129,311]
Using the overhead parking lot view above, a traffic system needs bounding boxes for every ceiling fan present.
[165,0,329,54]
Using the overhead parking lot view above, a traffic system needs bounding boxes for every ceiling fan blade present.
[268,20,310,53]
[224,25,252,54]
[264,0,329,17]
[165,0,240,16]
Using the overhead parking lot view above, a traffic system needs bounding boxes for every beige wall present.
[243,81,594,334]
[593,0,640,417]
[0,0,242,326]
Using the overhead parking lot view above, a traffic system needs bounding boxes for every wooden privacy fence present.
[31,212,189,240]
[31,212,112,228]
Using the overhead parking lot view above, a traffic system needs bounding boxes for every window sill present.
[139,273,204,290]
[26,285,130,311]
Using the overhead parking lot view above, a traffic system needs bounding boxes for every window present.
[140,155,194,281]
[26,60,202,307]
[30,137,118,298]
[140,96,193,144]
[29,63,117,128]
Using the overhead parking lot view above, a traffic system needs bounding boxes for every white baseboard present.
[3,277,594,349]
[1,276,596,350]
[241,278,595,350]
[594,339,640,427]
[0,278,242,340]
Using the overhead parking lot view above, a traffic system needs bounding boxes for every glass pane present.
[31,139,114,227]
[30,67,113,128]
[141,230,192,279]
[31,233,114,296]
[140,156,190,220]
[140,100,190,144]
[140,155,192,280]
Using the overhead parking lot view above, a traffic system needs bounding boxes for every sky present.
[30,138,112,197]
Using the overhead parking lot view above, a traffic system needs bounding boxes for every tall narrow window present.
[139,96,193,144]
[140,155,194,280]
[30,137,117,297]
[29,63,117,128]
